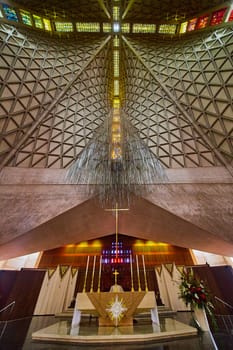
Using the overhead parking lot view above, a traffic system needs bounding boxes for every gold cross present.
[105,202,129,260]
[113,269,119,285]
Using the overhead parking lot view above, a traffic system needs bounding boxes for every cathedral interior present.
[0,1,233,349]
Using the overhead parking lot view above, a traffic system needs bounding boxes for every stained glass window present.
[179,21,188,34]
[228,10,233,22]
[55,22,73,32]
[196,14,209,29]
[103,23,111,33]
[113,51,119,77]
[33,14,43,29]
[2,4,19,22]
[20,10,32,26]
[114,80,119,96]
[102,242,131,264]
[76,22,100,32]
[113,6,120,21]
[121,23,130,33]
[133,24,156,33]
[43,18,52,31]
[158,24,177,34]
[113,36,119,47]
[210,8,227,26]
[113,22,120,32]
[187,18,198,31]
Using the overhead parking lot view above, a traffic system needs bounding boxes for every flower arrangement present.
[179,268,214,315]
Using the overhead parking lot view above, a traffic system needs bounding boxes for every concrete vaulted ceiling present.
[0,1,233,259]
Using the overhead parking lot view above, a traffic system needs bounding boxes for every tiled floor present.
[0,313,232,350]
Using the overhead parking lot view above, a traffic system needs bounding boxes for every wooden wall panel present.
[0,269,46,321]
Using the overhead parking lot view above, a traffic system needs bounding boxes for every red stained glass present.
[196,14,209,29]
[210,8,227,26]
[187,18,197,31]
[228,10,233,22]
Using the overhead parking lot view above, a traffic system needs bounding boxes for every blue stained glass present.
[2,4,19,22]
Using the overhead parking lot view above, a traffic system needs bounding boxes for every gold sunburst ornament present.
[106,295,127,326]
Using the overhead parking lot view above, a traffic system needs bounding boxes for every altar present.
[71,290,159,327]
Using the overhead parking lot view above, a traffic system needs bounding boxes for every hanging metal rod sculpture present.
[66,109,166,207]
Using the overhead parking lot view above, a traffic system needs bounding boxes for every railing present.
[214,314,233,334]
[213,297,233,334]
[0,301,15,338]
[214,296,233,311]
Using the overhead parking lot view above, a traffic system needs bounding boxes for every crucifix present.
[105,202,129,285]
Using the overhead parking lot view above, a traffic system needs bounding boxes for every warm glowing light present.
[113,98,120,108]
[92,240,102,248]
[78,241,89,248]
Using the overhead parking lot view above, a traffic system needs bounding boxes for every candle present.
[136,254,141,291]
[83,255,90,292]
[90,255,96,292]
[130,254,134,291]
[97,255,102,293]
[142,254,148,292]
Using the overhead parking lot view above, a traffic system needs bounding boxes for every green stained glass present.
[20,9,32,26]
[55,22,73,32]
[33,14,43,29]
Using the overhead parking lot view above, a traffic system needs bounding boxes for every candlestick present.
[90,255,96,292]
[142,254,148,292]
[83,255,89,292]
[136,254,141,291]
[130,254,134,291]
[97,255,102,293]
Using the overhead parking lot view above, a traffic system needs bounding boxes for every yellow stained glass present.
[76,22,100,32]
[114,80,119,96]
[55,22,73,32]
[33,14,43,29]
[121,23,130,33]
[158,24,177,34]
[113,6,120,21]
[43,18,52,31]
[133,24,156,33]
[103,23,111,32]
[113,50,119,77]
[113,36,119,47]
[113,98,120,108]
[179,21,188,34]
